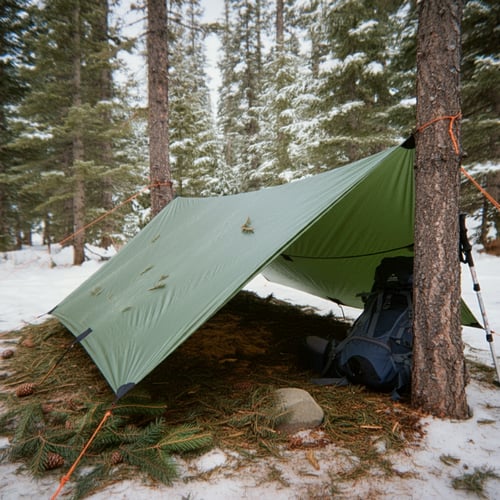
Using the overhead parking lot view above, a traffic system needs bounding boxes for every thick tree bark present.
[147,0,174,217]
[412,0,469,418]
[72,1,86,266]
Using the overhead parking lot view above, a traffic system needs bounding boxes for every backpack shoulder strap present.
[366,291,385,338]
[390,290,413,342]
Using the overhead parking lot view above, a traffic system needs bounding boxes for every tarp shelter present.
[51,139,478,398]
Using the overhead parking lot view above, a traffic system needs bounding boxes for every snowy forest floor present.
[0,246,499,499]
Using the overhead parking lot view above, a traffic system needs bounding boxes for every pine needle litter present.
[0,291,424,497]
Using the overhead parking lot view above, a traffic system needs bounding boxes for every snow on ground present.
[1,243,499,499]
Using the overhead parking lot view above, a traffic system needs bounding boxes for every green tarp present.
[51,141,478,397]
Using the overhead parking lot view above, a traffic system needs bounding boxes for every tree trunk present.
[96,0,115,249]
[276,0,284,49]
[412,0,469,418]
[147,0,174,217]
[72,2,86,265]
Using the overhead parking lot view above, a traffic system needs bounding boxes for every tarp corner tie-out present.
[75,327,93,343]
[116,382,136,399]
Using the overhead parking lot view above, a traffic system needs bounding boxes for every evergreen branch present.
[77,402,111,434]
[130,419,165,448]
[13,402,45,442]
[67,430,86,451]
[46,410,71,427]
[51,441,81,465]
[28,435,50,476]
[9,437,40,462]
[72,463,111,500]
[122,447,177,485]
[157,425,212,453]
[101,423,144,445]
[112,399,167,419]
[45,428,78,446]
[88,424,128,451]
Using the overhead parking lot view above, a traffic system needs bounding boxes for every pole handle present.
[459,213,474,266]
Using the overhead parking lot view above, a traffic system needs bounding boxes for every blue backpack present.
[329,257,413,399]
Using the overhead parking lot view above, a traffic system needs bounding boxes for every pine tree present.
[71,1,86,265]
[284,0,331,174]
[412,0,469,419]
[217,0,242,191]
[312,0,404,166]
[168,0,221,196]
[460,0,500,244]
[380,0,498,245]
[11,0,140,260]
[251,0,306,185]
[89,0,117,248]
[385,1,418,138]
[80,0,143,247]
[462,0,499,165]
[0,0,32,250]
[13,0,80,248]
[147,0,175,216]
[218,0,270,192]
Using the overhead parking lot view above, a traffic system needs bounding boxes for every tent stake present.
[459,214,500,386]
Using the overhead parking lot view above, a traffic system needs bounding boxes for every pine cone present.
[1,349,14,359]
[45,452,64,470]
[16,382,36,397]
[110,450,123,465]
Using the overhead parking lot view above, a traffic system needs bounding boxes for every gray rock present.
[274,387,324,433]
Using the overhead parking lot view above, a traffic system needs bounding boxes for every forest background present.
[1,0,499,255]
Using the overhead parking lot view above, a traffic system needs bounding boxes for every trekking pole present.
[459,213,500,385]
